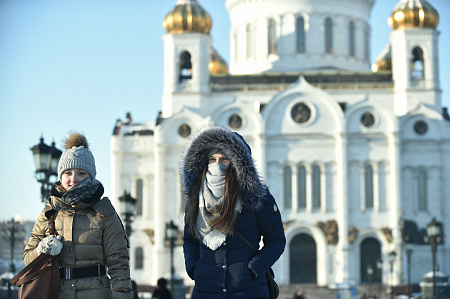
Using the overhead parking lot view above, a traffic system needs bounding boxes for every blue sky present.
[0,0,448,222]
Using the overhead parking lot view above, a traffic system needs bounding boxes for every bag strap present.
[235,230,276,279]
[48,214,58,236]
[234,230,257,254]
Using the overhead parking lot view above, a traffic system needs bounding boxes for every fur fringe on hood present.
[181,124,267,210]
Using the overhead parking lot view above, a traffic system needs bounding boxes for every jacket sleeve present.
[23,209,48,265]
[102,212,133,299]
[248,191,286,278]
[183,225,200,280]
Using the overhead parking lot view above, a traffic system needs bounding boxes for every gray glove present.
[37,235,63,256]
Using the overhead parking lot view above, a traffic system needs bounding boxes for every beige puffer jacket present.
[24,184,132,299]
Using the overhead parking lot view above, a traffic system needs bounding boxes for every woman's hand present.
[37,235,63,256]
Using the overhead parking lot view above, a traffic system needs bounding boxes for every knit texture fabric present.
[58,145,96,179]
[195,163,243,250]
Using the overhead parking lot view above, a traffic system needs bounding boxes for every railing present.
[210,72,394,92]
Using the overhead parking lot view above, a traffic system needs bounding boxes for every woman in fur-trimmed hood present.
[181,125,286,299]
[23,132,133,299]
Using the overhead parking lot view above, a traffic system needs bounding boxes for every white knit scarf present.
[195,163,242,250]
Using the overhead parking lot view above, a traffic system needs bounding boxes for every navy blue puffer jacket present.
[181,125,286,299]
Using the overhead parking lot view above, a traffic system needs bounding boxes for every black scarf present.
[51,178,103,210]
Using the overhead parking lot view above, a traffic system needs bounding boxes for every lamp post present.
[389,251,397,299]
[30,137,62,202]
[118,191,137,237]
[426,217,442,299]
[376,259,382,298]
[165,220,179,294]
[405,242,413,299]
[1,218,24,274]
[367,264,373,297]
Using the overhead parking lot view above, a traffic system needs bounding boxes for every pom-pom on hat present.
[57,132,96,179]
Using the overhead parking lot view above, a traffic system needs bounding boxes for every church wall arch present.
[352,229,390,284]
[345,100,397,134]
[400,106,445,140]
[263,80,344,136]
[211,102,263,135]
[156,108,207,145]
[284,222,329,285]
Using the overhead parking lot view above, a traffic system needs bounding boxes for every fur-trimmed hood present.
[181,125,267,210]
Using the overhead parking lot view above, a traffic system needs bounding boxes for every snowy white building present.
[110,0,450,290]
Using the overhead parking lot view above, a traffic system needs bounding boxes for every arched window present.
[179,51,192,83]
[325,17,333,54]
[349,21,355,57]
[312,165,321,208]
[411,47,424,81]
[297,165,307,209]
[365,164,374,209]
[360,238,382,283]
[136,179,143,216]
[296,16,306,53]
[418,169,427,211]
[135,247,143,269]
[246,23,253,59]
[364,25,370,61]
[268,19,277,54]
[284,165,292,208]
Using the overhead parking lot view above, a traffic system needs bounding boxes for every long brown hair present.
[185,166,240,237]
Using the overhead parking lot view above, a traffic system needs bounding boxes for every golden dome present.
[163,0,212,34]
[209,48,228,75]
[388,0,439,30]
[371,44,392,72]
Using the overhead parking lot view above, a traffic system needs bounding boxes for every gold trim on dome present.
[163,0,212,34]
[388,0,439,30]
[209,48,229,75]
[372,44,392,72]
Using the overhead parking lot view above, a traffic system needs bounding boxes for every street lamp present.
[118,191,137,237]
[376,259,382,279]
[426,217,442,299]
[1,218,24,274]
[367,264,374,297]
[389,251,397,299]
[376,259,382,297]
[405,242,414,298]
[165,220,179,294]
[30,137,62,202]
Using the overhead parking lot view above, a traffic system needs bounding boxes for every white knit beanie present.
[57,133,96,179]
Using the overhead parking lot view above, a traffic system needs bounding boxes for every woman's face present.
[61,168,90,190]
[208,153,230,168]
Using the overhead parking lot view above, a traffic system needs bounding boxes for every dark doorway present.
[360,237,382,283]
[290,233,317,283]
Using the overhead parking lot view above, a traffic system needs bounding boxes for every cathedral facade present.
[110,0,450,289]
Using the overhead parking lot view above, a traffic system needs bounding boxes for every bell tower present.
[162,0,212,117]
[389,0,441,115]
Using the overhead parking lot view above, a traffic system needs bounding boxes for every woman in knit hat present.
[181,124,286,299]
[23,132,133,299]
